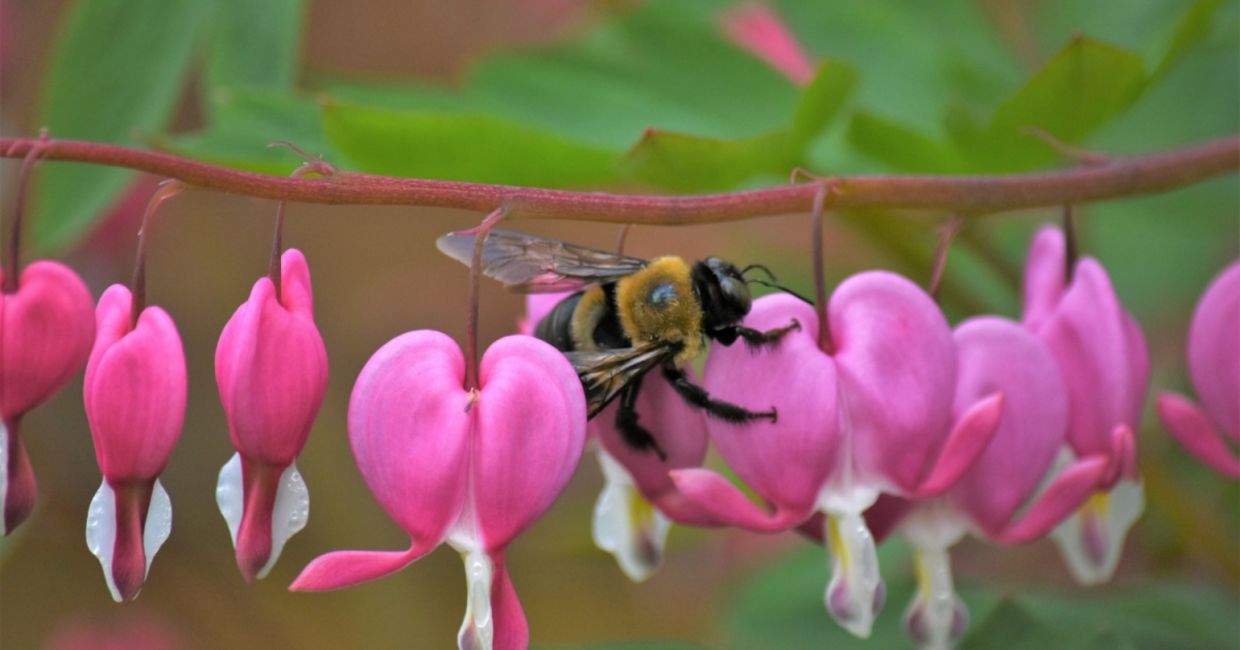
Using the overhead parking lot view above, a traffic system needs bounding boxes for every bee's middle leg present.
[661,365,778,423]
[614,376,668,460]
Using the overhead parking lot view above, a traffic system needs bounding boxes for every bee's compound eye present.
[649,282,678,308]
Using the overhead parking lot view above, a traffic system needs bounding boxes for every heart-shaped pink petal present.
[472,335,586,551]
[1,260,95,418]
[830,272,956,493]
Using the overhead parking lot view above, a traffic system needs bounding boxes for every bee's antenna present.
[741,263,778,282]
[747,278,814,306]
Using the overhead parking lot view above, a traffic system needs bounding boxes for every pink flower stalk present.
[290,331,585,650]
[1023,225,1148,585]
[1157,262,1239,478]
[521,293,715,582]
[83,285,186,602]
[215,249,328,581]
[719,3,816,85]
[869,317,1126,650]
[671,273,1003,638]
[0,261,95,534]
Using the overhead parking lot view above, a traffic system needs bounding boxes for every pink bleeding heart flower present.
[1023,225,1148,585]
[719,3,815,86]
[1157,262,1239,478]
[671,273,1003,638]
[83,285,186,602]
[520,293,714,582]
[870,317,1123,650]
[215,249,328,581]
[0,260,95,535]
[290,331,585,650]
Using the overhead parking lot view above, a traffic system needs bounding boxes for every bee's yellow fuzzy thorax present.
[616,256,702,362]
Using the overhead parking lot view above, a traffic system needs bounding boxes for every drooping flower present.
[1157,261,1239,478]
[83,285,187,602]
[671,273,1003,637]
[291,331,585,650]
[0,261,95,534]
[719,3,815,86]
[521,293,715,582]
[215,249,328,581]
[1022,225,1148,585]
[868,317,1126,650]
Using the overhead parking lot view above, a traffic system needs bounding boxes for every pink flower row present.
[0,226,1234,650]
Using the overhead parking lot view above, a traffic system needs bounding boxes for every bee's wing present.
[436,229,648,293]
[566,343,676,418]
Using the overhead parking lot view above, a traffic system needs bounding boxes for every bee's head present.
[692,257,753,330]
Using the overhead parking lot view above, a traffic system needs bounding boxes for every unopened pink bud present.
[83,285,185,601]
[215,249,327,581]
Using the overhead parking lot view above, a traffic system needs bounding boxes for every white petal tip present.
[259,461,310,579]
[85,479,172,602]
[824,511,883,639]
[458,550,495,650]
[216,453,243,545]
[591,452,671,583]
[1051,480,1144,585]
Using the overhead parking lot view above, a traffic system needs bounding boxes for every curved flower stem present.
[809,182,835,354]
[614,224,632,255]
[266,146,337,301]
[459,208,507,393]
[3,131,49,293]
[1,136,1235,224]
[927,216,964,301]
[130,181,184,324]
[1062,204,1078,282]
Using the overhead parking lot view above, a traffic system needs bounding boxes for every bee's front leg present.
[662,365,778,424]
[713,319,800,350]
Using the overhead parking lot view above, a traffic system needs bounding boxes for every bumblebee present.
[437,229,798,458]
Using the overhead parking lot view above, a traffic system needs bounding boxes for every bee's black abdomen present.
[535,292,584,352]
[592,283,630,349]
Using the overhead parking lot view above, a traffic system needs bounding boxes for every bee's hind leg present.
[661,365,778,423]
[615,376,668,461]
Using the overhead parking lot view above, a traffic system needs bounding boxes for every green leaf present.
[622,129,796,193]
[205,0,305,92]
[791,60,859,142]
[159,89,338,175]
[32,0,207,251]
[968,583,1240,650]
[1151,0,1224,82]
[847,112,967,173]
[321,101,620,187]
[969,36,1147,171]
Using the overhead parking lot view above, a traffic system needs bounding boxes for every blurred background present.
[1,0,1237,648]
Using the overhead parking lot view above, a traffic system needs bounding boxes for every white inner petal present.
[85,479,173,603]
[216,453,244,545]
[900,499,968,550]
[824,510,883,639]
[85,479,122,602]
[904,544,967,650]
[456,549,495,650]
[591,450,671,583]
[259,461,310,579]
[1050,479,1145,586]
[0,420,9,536]
[144,479,173,577]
